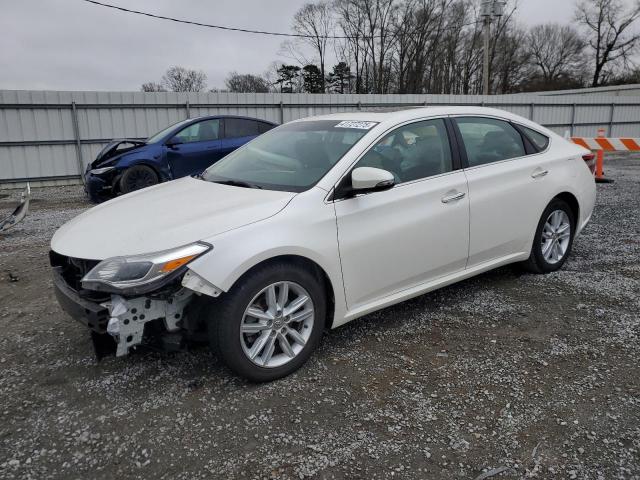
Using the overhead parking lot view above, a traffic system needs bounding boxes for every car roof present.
[294,106,545,132]
[189,115,277,125]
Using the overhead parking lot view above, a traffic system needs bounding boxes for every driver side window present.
[355,119,453,183]
[174,119,220,143]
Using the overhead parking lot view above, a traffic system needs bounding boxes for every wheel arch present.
[553,191,580,226]
[228,254,336,330]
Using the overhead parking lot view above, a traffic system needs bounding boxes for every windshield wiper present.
[212,179,262,189]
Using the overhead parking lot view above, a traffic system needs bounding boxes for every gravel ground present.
[0,154,638,480]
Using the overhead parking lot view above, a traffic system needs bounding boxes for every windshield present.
[202,120,376,192]
[146,118,193,143]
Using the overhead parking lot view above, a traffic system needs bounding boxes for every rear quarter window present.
[521,126,550,151]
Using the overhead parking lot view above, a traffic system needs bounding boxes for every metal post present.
[570,103,577,136]
[185,100,190,119]
[483,16,491,96]
[279,101,284,124]
[357,101,362,111]
[529,103,535,121]
[70,102,84,176]
[608,103,615,136]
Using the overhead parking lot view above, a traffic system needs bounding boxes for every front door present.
[166,118,222,178]
[334,118,470,310]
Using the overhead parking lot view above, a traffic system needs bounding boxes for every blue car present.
[84,115,277,202]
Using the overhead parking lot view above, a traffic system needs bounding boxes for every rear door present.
[165,118,222,177]
[334,118,469,310]
[452,116,555,267]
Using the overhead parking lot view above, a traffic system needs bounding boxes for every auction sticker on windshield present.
[334,121,378,130]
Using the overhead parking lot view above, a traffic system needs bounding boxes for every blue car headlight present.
[90,166,116,175]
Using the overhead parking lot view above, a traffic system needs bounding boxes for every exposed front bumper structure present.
[103,290,193,356]
[51,251,206,359]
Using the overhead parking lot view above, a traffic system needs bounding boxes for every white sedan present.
[50,107,596,381]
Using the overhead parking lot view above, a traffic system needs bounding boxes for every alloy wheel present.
[126,170,155,190]
[240,281,314,368]
[541,209,571,264]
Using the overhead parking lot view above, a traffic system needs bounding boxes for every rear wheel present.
[209,262,325,382]
[119,165,158,194]
[523,199,575,273]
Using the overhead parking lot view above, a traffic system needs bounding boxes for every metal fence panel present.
[1,89,639,183]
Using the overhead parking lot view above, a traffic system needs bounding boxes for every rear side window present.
[521,126,550,151]
[258,121,275,134]
[455,117,526,167]
[225,118,259,138]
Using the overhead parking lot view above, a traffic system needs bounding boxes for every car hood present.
[91,139,148,168]
[51,177,296,259]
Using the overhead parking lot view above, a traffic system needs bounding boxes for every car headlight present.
[90,166,116,175]
[81,242,211,293]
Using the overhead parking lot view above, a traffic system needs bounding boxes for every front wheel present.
[523,199,575,273]
[209,262,326,382]
[119,165,159,194]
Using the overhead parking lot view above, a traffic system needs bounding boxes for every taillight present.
[582,153,596,174]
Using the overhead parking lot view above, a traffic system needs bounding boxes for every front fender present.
[185,189,348,326]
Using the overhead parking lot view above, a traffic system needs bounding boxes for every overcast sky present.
[2,0,577,91]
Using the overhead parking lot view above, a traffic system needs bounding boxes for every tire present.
[522,198,576,274]
[209,262,326,382]
[119,165,159,194]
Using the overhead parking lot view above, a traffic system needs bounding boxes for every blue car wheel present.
[119,165,159,194]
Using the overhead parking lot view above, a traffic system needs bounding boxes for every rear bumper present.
[52,267,109,334]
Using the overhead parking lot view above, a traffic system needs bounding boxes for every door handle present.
[531,169,549,179]
[441,191,466,203]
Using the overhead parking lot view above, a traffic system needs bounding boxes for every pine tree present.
[302,65,324,93]
[275,65,301,93]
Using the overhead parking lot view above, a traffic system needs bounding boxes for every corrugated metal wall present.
[534,84,640,97]
[1,89,639,184]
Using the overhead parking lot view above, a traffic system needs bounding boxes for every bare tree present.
[361,0,401,93]
[291,2,335,92]
[492,22,532,93]
[528,24,586,85]
[575,0,640,86]
[334,0,369,92]
[260,0,625,95]
[393,0,449,93]
[141,82,166,92]
[225,72,271,92]
[161,66,208,92]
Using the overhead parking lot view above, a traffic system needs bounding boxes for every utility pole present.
[482,14,491,96]
[481,0,505,95]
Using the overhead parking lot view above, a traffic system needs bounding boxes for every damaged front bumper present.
[52,256,221,359]
[84,169,118,203]
[103,289,193,357]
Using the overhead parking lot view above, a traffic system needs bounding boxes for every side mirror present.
[166,136,183,148]
[351,167,395,192]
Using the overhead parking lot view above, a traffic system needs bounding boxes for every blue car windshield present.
[146,118,193,143]
[202,120,375,192]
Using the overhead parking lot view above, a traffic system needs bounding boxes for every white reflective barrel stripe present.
[571,137,640,151]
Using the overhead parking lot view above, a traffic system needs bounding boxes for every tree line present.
[142,0,640,95]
